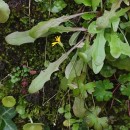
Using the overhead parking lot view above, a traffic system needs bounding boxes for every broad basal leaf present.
[29,13,84,39]
[28,43,79,93]
[92,31,106,74]
[28,53,68,93]
[5,31,35,46]
[93,80,114,101]
[6,13,85,45]
[5,26,85,46]
[0,0,10,23]
[73,97,86,118]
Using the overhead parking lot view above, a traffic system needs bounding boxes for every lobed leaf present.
[28,41,81,93]
[118,73,130,84]
[29,13,85,39]
[6,13,85,45]
[93,80,113,101]
[85,106,108,130]
[28,54,68,93]
[120,85,130,98]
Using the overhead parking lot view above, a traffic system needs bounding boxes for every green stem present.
[29,116,33,123]
[92,94,95,108]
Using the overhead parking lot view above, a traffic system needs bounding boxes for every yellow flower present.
[52,36,63,47]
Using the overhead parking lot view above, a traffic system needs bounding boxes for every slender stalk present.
[119,27,129,44]
[42,93,57,106]
[92,94,95,108]
[29,116,33,123]
[29,0,31,26]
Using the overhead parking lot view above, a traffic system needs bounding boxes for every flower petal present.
[52,42,58,46]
